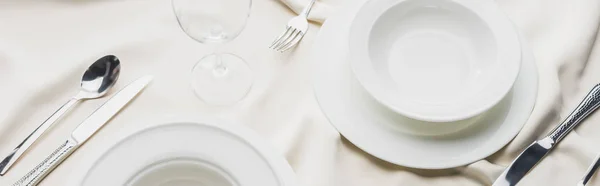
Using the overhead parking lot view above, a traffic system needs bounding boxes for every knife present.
[493,84,600,186]
[12,76,153,186]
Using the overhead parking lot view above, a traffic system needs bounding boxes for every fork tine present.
[270,26,291,48]
[278,31,302,52]
[271,27,294,49]
[279,32,305,52]
[274,29,299,51]
[271,28,294,49]
[270,28,290,48]
[273,28,297,50]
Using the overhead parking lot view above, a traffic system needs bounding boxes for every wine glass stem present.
[213,52,228,77]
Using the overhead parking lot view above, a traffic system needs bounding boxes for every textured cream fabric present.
[0,0,599,186]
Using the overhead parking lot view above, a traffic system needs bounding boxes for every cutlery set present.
[0,55,121,176]
[13,76,152,186]
[0,55,152,186]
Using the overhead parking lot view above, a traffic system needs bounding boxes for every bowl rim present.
[348,0,522,122]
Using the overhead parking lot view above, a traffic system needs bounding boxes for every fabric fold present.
[278,0,332,24]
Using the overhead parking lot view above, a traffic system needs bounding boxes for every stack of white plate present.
[314,0,538,169]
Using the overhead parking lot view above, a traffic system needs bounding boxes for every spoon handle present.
[0,98,79,175]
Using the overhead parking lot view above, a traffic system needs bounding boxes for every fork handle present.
[300,0,317,18]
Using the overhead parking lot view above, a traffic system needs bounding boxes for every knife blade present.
[71,75,152,143]
[493,84,600,186]
[12,75,153,186]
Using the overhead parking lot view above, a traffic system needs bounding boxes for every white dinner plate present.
[348,0,522,122]
[81,122,297,186]
[313,1,538,169]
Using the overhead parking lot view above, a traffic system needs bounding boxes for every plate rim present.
[81,120,297,186]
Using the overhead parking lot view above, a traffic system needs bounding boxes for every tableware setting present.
[0,55,121,176]
[13,75,153,186]
[314,0,537,169]
[312,0,600,184]
[2,1,301,185]
[2,0,600,185]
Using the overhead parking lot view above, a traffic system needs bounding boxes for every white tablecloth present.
[0,0,599,185]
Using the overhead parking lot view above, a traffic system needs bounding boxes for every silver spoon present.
[0,55,121,175]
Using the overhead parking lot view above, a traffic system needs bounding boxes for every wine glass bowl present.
[172,0,251,44]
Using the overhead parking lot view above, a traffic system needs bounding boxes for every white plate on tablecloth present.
[81,122,297,186]
[313,1,538,169]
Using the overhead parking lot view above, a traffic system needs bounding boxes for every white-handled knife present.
[493,84,600,186]
[12,75,153,186]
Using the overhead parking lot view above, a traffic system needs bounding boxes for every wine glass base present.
[191,53,253,106]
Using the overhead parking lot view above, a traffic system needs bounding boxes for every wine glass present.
[173,0,253,105]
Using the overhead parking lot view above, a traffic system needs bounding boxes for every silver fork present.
[270,0,317,52]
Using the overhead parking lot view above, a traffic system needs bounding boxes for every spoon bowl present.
[79,55,121,99]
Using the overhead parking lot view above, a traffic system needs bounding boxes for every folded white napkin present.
[278,0,333,23]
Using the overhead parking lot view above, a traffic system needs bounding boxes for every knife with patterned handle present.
[493,84,600,186]
[12,76,152,186]
[12,139,76,186]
